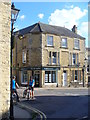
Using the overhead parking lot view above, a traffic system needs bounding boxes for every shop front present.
[19,66,60,87]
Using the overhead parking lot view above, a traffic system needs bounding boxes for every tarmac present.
[13,87,88,119]
[14,103,32,120]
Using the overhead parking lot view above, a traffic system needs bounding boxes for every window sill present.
[47,64,60,66]
[73,48,80,50]
[45,45,54,47]
[45,83,57,85]
[60,47,68,49]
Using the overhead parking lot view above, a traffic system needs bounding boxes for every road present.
[18,87,89,119]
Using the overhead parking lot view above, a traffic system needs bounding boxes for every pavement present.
[14,103,32,120]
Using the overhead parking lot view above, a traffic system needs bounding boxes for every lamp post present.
[10,3,20,120]
[82,66,85,87]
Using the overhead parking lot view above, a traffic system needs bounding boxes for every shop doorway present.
[63,71,67,86]
[35,74,39,87]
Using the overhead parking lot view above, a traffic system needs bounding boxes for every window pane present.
[73,53,76,65]
[45,73,48,83]
[49,73,51,82]
[47,36,53,46]
[62,38,67,47]
[49,52,51,64]
[23,72,27,83]
[45,71,56,83]
[74,39,79,49]
[22,51,26,63]
[52,52,56,64]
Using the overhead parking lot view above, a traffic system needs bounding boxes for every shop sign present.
[42,67,60,70]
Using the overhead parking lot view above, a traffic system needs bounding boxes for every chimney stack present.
[72,25,77,34]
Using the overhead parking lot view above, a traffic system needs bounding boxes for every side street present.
[13,87,89,120]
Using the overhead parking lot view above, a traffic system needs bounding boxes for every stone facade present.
[13,23,86,88]
[0,2,11,119]
[86,48,90,86]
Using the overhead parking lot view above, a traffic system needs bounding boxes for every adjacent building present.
[13,22,86,87]
[86,48,90,86]
[0,2,11,119]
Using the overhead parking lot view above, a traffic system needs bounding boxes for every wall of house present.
[13,26,86,87]
[42,33,60,66]
[0,2,11,119]
[14,33,42,68]
[42,33,85,86]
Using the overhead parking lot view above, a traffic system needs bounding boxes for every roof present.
[15,22,85,40]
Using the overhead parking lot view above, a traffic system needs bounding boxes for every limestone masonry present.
[0,2,11,119]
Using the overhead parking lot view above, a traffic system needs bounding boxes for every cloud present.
[79,22,88,35]
[77,22,88,46]
[48,6,87,30]
[19,15,25,20]
[38,13,44,19]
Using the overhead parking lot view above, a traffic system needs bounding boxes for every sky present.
[14,2,88,47]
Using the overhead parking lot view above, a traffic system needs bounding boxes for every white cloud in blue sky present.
[48,6,88,46]
[48,6,87,30]
[14,2,88,46]
[38,13,44,19]
[19,15,25,20]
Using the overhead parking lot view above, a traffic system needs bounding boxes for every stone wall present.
[0,2,11,119]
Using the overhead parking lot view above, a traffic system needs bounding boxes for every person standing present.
[12,76,20,102]
[29,76,35,99]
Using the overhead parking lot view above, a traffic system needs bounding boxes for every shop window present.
[75,70,78,80]
[52,71,56,83]
[45,71,56,83]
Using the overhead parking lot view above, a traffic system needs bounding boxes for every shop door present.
[63,71,67,86]
[35,74,39,87]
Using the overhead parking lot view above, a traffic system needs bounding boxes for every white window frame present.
[52,52,56,64]
[61,38,67,48]
[72,53,76,65]
[74,39,79,49]
[22,51,26,63]
[45,71,56,83]
[47,35,53,46]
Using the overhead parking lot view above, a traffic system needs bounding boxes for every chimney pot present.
[72,25,77,34]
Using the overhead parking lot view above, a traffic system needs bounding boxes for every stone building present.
[13,22,86,87]
[86,48,90,86]
[0,1,11,119]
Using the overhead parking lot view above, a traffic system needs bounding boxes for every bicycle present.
[23,87,30,99]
